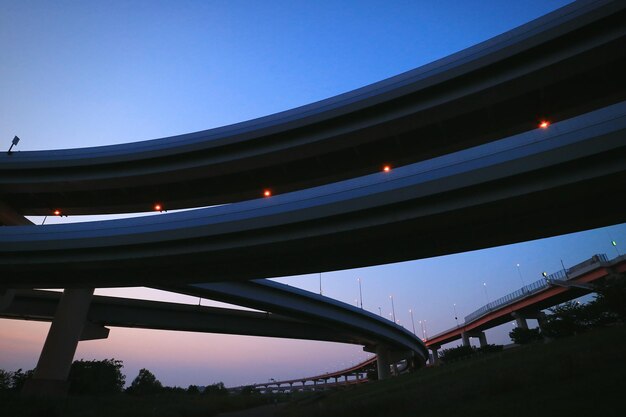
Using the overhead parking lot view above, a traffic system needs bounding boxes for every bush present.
[509,327,542,344]
[476,344,503,354]
[439,345,474,363]
[69,359,125,395]
[0,369,11,390]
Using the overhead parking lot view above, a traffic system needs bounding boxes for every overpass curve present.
[1,101,625,287]
[1,288,426,360]
[0,0,625,216]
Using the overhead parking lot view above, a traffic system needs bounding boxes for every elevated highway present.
[1,101,626,287]
[2,0,626,397]
[0,290,416,351]
[0,0,625,216]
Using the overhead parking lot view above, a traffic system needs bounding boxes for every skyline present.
[3,0,625,388]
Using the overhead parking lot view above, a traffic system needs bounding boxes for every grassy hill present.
[281,325,626,417]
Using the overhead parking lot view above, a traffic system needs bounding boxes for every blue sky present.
[2,0,625,387]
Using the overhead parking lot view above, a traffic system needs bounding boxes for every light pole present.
[389,295,396,323]
[423,319,428,339]
[319,273,322,295]
[483,282,490,308]
[453,303,459,327]
[409,309,416,335]
[516,263,526,288]
[357,278,363,309]
[378,306,382,316]
[612,239,621,256]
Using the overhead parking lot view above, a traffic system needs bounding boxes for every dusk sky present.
[2,0,624,388]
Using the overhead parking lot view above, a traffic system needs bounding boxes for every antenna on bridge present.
[7,136,20,155]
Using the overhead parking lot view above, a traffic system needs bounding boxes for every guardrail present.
[463,254,608,323]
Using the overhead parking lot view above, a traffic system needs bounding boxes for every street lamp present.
[7,136,19,155]
[389,295,396,323]
[453,303,459,327]
[612,239,621,256]
[516,263,526,288]
[409,309,416,335]
[357,278,363,309]
[483,282,490,307]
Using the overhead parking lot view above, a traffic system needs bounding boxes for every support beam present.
[22,288,95,398]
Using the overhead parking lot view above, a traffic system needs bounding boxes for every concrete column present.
[536,312,548,332]
[477,332,488,348]
[22,288,94,398]
[430,346,440,366]
[376,346,392,380]
[514,316,529,330]
[461,332,470,347]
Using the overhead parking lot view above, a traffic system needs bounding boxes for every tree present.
[68,359,125,395]
[126,368,163,396]
[0,369,11,390]
[541,301,589,338]
[204,382,228,396]
[594,277,626,321]
[10,368,34,391]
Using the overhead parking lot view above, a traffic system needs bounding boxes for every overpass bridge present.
[0,0,625,218]
[1,0,626,397]
[229,357,378,394]
[425,254,626,362]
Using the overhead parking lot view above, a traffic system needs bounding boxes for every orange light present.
[263,189,271,197]
[53,209,61,216]
[154,203,162,211]
[539,120,550,129]
[383,165,391,172]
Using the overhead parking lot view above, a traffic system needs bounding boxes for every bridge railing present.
[463,254,608,324]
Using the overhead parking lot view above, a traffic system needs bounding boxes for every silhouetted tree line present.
[0,359,229,397]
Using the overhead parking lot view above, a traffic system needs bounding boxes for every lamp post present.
[612,239,621,256]
[357,278,363,309]
[453,303,459,327]
[389,295,396,323]
[378,306,382,316]
[319,273,322,295]
[483,282,490,308]
[516,263,526,288]
[409,309,416,335]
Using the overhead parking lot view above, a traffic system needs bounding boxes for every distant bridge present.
[425,254,626,362]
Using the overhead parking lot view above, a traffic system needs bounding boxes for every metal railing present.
[463,254,608,324]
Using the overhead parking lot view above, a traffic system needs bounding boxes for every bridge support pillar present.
[429,346,440,366]
[461,332,470,347]
[513,314,529,330]
[477,332,488,348]
[376,346,392,380]
[22,288,94,398]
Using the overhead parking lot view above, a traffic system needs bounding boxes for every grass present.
[3,326,624,416]
[280,325,626,417]
[0,391,270,417]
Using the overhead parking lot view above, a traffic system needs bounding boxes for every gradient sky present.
[2,0,625,388]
